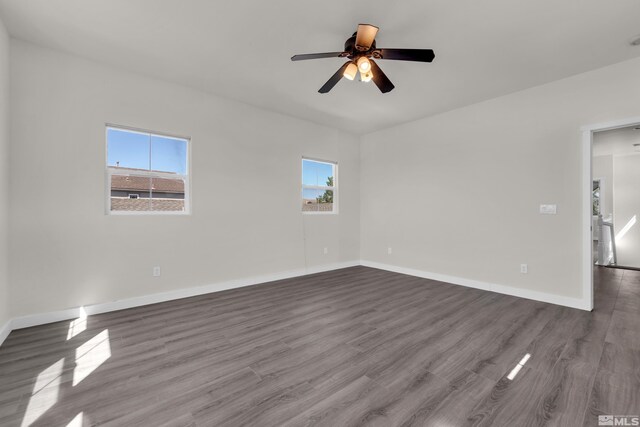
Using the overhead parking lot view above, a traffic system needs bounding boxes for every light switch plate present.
[539,204,557,215]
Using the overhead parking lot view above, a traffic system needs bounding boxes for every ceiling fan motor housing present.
[346,34,376,55]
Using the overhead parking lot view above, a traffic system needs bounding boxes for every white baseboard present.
[8,260,360,333]
[0,258,591,348]
[0,319,10,347]
[360,260,590,311]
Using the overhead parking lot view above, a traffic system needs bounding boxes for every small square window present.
[302,158,337,214]
[107,126,190,214]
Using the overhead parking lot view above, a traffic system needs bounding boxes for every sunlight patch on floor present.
[66,412,84,426]
[73,329,111,386]
[31,357,65,396]
[507,353,531,381]
[21,359,65,427]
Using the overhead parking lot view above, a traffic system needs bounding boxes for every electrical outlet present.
[520,264,528,274]
[323,247,328,255]
[153,266,161,277]
[387,247,393,255]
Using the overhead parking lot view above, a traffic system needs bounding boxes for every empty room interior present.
[1,1,640,426]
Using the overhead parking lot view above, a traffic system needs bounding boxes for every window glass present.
[107,128,150,170]
[302,159,333,186]
[107,126,189,214]
[301,159,336,214]
[151,135,188,174]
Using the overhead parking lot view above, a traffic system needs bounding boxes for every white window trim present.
[301,157,338,215]
[105,124,191,215]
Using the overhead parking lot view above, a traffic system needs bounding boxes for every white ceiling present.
[1,0,640,135]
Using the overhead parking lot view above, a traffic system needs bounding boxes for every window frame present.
[105,124,191,216]
[301,157,338,215]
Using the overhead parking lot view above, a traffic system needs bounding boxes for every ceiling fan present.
[291,24,435,94]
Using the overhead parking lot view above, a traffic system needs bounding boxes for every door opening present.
[582,117,640,311]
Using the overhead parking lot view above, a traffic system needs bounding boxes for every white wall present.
[361,56,640,301]
[0,16,10,329]
[7,36,640,321]
[612,155,640,267]
[9,40,360,318]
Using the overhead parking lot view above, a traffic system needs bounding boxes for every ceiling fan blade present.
[318,62,351,93]
[378,48,435,62]
[368,59,395,93]
[355,24,379,51]
[291,52,346,61]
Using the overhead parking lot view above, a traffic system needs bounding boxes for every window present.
[106,126,190,214]
[302,158,337,214]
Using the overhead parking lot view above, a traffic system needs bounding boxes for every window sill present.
[302,211,338,215]
[107,211,191,216]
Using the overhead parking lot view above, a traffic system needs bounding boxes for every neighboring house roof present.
[109,167,184,193]
[111,197,185,212]
[302,203,333,212]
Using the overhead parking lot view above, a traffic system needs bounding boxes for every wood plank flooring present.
[0,266,638,426]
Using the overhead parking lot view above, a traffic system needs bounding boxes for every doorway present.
[583,117,640,311]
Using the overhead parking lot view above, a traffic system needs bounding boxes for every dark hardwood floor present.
[0,266,638,426]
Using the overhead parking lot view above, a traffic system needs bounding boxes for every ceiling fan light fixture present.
[343,62,358,80]
[357,57,371,73]
[291,23,434,93]
[361,70,373,82]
